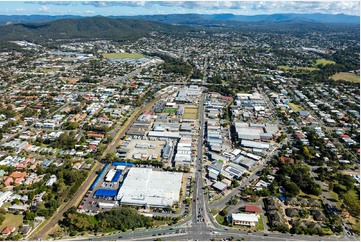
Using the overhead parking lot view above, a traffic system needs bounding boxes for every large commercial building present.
[116,168,183,208]
[232,213,259,227]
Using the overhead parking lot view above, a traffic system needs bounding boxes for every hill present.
[0,16,197,42]
[0,13,358,27]
[122,13,360,25]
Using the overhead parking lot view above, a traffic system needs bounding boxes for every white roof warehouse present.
[117,168,183,208]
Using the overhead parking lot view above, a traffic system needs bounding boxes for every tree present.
[283,181,300,197]
[231,180,240,188]
[219,208,228,217]
[302,146,312,160]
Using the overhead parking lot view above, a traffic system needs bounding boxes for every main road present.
[29,79,162,241]
[64,89,357,241]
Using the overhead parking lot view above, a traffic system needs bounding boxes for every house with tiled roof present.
[4,177,13,187]
[279,156,295,164]
[244,205,262,214]
[1,226,15,236]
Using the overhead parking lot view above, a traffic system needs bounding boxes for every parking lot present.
[120,139,165,160]
[77,163,132,215]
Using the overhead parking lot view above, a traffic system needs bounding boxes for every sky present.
[0,0,359,16]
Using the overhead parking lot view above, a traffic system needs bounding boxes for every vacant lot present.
[183,107,198,119]
[0,214,23,232]
[288,103,302,112]
[316,59,336,66]
[331,72,360,83]
[162,108,177,115]
[102,52,144,59]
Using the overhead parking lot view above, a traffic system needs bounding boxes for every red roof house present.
[280,156,295,164]
[245,205,262,214]
[1,226,16,236]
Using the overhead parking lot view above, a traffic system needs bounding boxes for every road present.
[209,145,280,211]
[29,69,164,240]
[0,102,69,146]
[188,92,213,240]
[29,161,101,240]
[69,222,357,241]
[62,90,358,241]
[117,60,161,83]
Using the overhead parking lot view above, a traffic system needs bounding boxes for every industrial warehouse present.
[116,168,183,208]
[78,162,184,213]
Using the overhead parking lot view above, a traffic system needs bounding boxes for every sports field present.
[183,107,198,119]
[331,72,360,83]
[102,52,144,59]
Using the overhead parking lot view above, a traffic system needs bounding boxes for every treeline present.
[270,159,322,197]
[11,164,89,222]
[0,17,195,43]
[148,52,191,76]
[59,206,153,235]
[41,131,77,150]
[314,170,360,218]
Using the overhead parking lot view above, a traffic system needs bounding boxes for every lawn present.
[183,107,198,119]
[288,103,302,112]
[316,59,336,66]
[211,209,219,216]
[216,214,225,225]
[331,72,360,83]
[255,216,265,231]
[38,68,60,73]
[277,65,319,72]
[277,65,292,70]
[0,214,23,232]
[328,191,341,208]
[102,52,144,59]
[349,216,360,235]
[255,74,272,77]
[162,108,177,115]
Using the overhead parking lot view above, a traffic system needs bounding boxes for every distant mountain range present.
[0,16,197,42]
[0,13,358,44]
[0,13,359,26]
[122,13,360,25]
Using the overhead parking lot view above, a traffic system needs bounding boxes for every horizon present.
[0,1,359,17]
[0,12,360,17]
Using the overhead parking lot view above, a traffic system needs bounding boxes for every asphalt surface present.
[28,62,161,240]
[64,90,358,241]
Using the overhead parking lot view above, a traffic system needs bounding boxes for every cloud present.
[22,1,361,16]
[80,1,147,8]
[27,1,74,6]
[38,5,50,12]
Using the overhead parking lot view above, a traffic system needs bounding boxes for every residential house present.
[1,226,15,236]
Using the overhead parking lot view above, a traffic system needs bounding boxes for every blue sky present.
[0,1,359,16]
